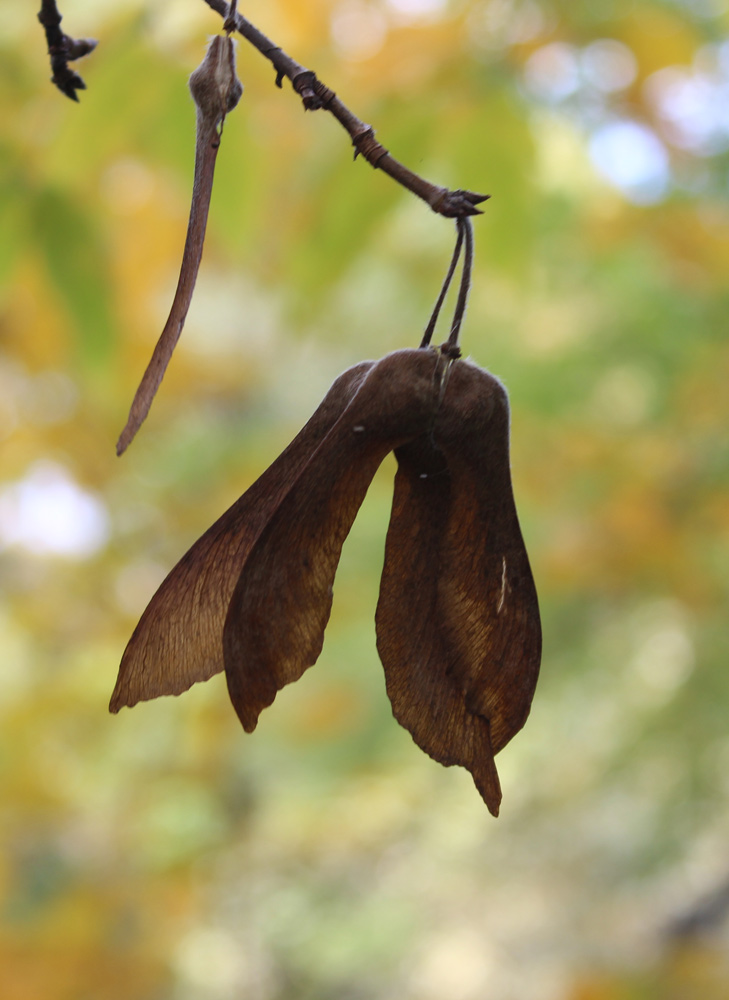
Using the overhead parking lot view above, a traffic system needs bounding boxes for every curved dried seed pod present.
[436,361,541,753]
[117,37,244,455]
[376,358,540,816]
[375,433,507,804]
[110,362,373,713]
[224,348,443,733]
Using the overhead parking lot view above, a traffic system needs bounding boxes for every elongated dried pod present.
[110,362,373,712]
[436,361,541,749]
[117,37,243,455]
[223,348,444,733]
[376,356,541,815]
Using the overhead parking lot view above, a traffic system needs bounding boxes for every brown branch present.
[37,0,97,101]
[201,0,489,218]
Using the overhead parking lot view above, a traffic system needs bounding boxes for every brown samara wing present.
[223,348,443,733]
[109,362,374,713]
[376,357,541,815]
[376,430,504,815]
[436,361,541,754]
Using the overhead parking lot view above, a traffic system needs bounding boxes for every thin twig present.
[37,0,97,101]
[420,224,464,348]
[201,0,489,219]
[446,217,473,351]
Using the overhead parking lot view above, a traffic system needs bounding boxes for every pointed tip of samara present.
[109,673,140,713]
[230,696,260,734]
[479,779,502,818]
[108,686,129,713]
[473,753,502,817]
[226,671,269,734]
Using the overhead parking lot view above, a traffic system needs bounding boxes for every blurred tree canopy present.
[1,1,729,998]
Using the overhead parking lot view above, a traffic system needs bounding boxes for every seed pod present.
[109,362,373,713]
[116,37,244,455]
[376,358,541,815]
[223,348,443,733]
[435,361,541,751]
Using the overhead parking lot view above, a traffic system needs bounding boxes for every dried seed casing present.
[110,362,373,712]
[223,348,443,733]
[436,360,541,753]
[376,357,540,815]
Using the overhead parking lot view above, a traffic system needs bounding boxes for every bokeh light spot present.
[588,120,670,203]
[0,462,109,559]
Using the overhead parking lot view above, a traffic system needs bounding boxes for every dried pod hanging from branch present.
[223,348,444,732]
[376,360,541,817]
[375,218,541,815]
[111,219,542,813]
[110,362,373,711]
[116,35,243,455]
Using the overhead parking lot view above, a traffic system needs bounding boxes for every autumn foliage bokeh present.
[2,1,729,998]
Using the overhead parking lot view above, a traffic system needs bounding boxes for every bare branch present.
[201,0,489,218]
[37,0,97,101]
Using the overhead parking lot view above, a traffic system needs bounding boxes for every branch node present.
[352,127,388,167]
[431,188,491,219]
[312,80,336,108]
[292,70,324,110]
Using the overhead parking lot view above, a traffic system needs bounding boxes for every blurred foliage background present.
[2,0,729,997]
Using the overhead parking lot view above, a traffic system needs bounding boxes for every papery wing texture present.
[376,432,504,814]
[436,362,541,751]
[109,363,373,712]
[376,359,541,815]
[223,348,443,733]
